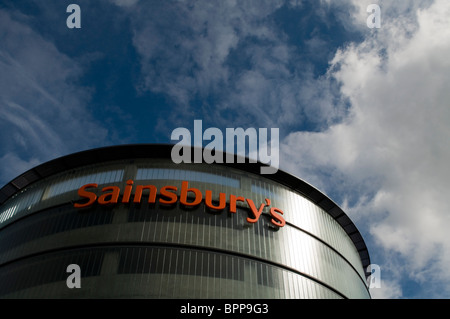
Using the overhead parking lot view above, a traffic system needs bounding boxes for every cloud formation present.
[282,0,450,298]
[0,9,108,185]
[127,0,348,131]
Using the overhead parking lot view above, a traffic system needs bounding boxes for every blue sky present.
[1,0,450,299]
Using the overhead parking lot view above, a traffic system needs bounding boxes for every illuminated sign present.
[74,180,285,227]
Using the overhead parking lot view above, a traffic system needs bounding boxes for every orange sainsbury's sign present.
[74,180,285,227]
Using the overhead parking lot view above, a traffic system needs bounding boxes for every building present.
[0,144,371,299]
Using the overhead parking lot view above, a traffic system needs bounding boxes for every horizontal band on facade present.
[0,241,350,299]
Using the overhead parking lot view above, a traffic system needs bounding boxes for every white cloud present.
[370,279,402,299]
[131,1,283,110]
[321,0,432,32]
[0,10,108,185]
[282,0,450,298]
[128,0,349,131]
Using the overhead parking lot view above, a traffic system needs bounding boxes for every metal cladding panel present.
[318,197,335,212]
[328,206,343,218]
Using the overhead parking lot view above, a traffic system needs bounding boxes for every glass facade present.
[0,156,370,299]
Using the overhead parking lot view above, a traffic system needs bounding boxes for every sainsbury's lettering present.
[74,180,285,228]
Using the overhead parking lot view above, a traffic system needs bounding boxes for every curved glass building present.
[0,144,371,299]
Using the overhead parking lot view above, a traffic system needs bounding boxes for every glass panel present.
[44,169,124,199]
[136,168,240,188]
[0,248,105,297]
[0,187,43,226]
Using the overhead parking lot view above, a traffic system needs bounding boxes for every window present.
[44,169,124,199]
[136,168,240,188]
